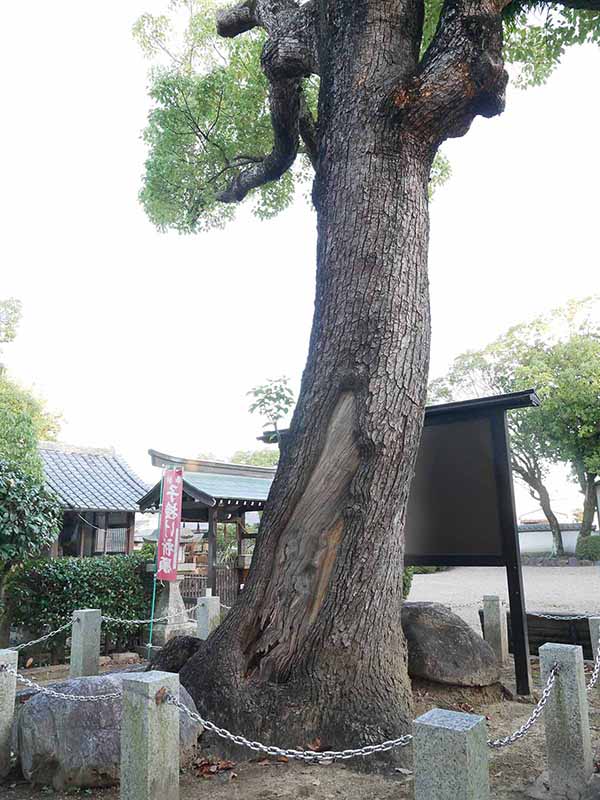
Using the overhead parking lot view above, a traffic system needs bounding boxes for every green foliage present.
[135,0,305,232]
[0,298,22,350]
[0,373,60,480]
[430,297,600,520]
[248,376,295,432]
[6,555,153,639]
[230,448,279,467]
[0,459,61,575]
[138,540,157,561]
[503,3,600,87]
[575,535,600,561]
[135,1,600,232]
[402,567,414,598]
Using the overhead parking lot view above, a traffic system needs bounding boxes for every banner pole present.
[147,470,165,651]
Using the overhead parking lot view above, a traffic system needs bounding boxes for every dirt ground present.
[3,657,599,800]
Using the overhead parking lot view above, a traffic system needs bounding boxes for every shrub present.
[402,567,413,598]
[575,536,600,562]
[6,555,153,644]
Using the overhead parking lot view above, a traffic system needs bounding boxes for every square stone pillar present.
[121,671,180,800]
[0,649,18,778]
[539,643,593,797]
[483,595,509,666]
[70,608,101,678]
[196,596,221,640]
[414,708,490,800]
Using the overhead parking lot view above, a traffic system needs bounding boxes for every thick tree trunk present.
[538,483,565,556]
[180,4,431,765]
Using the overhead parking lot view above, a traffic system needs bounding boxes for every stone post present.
[196,595,221,640]
[0,649,18,778]
[121,671,180,800]
[152,579,196,647]
[483,595,509,666]
[414,708,490,800]
[539,643,593,797]
[589,617,599,664]
[70,608,101,679]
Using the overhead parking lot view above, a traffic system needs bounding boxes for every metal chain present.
[165,694,413,763]
[0,665,122,702]
[102,599,203,627]
[9,621,72,652]
[487,663,560,749]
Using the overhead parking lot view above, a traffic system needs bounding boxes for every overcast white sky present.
[1,3,598,519]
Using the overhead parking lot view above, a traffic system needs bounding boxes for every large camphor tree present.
[136,0,600,763]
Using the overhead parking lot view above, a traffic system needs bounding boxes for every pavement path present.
[409,565,600,632]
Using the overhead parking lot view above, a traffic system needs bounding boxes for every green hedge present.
[575,536,600,562]
[6,555,153,643]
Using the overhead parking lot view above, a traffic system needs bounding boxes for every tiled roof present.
[39,442,149,512]
[184,471,272,502]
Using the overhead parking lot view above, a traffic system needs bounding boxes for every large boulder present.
[402,602,500,686]
[15,673,200,790]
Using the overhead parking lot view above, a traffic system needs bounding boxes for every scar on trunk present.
[244,392,361,679]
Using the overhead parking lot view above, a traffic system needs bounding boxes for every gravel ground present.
[409,565,600,632]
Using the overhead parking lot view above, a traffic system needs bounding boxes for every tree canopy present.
[0,373,60,481]
[430,297,600,546]
[134,0,600,233]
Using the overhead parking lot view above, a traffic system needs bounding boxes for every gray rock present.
[402,602,500,686]
[15,673,200,790]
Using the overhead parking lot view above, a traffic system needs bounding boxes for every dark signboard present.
[404,389,540,695]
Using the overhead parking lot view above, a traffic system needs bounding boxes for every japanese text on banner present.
[156,467,184,581]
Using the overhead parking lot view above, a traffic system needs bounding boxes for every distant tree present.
[0,298,22,356]
[230,448,279,467]
[247,376,294,436]
[0,374,60,480]
[430,298,600,552]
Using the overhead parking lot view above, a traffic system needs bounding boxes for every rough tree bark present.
[179,0,510,765]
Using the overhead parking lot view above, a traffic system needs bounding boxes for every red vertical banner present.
[156,467,184,581]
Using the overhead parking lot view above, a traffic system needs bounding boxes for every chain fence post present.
[0,649,18,778]
[414,708,489,800]
[196,596,221,640]
[539,643,593,797]
[121,671,180,800]
[70,608,101,678]
[483,595,509,666]
[589,617,599,663]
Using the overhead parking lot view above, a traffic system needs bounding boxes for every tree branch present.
[389,0,510,145]
[217,78,301,202]
[216,1,259,38]
[215,0,319,202]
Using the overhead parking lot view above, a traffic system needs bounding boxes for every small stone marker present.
[483,595,509,666]
[70,608,101,678]
[539,643,593,797]
[589,617,599,664]
[152,579,196,646]
[121,671,180,800]
[0,649,18,778]
[414,708,489,800]
[196,596,221,640]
